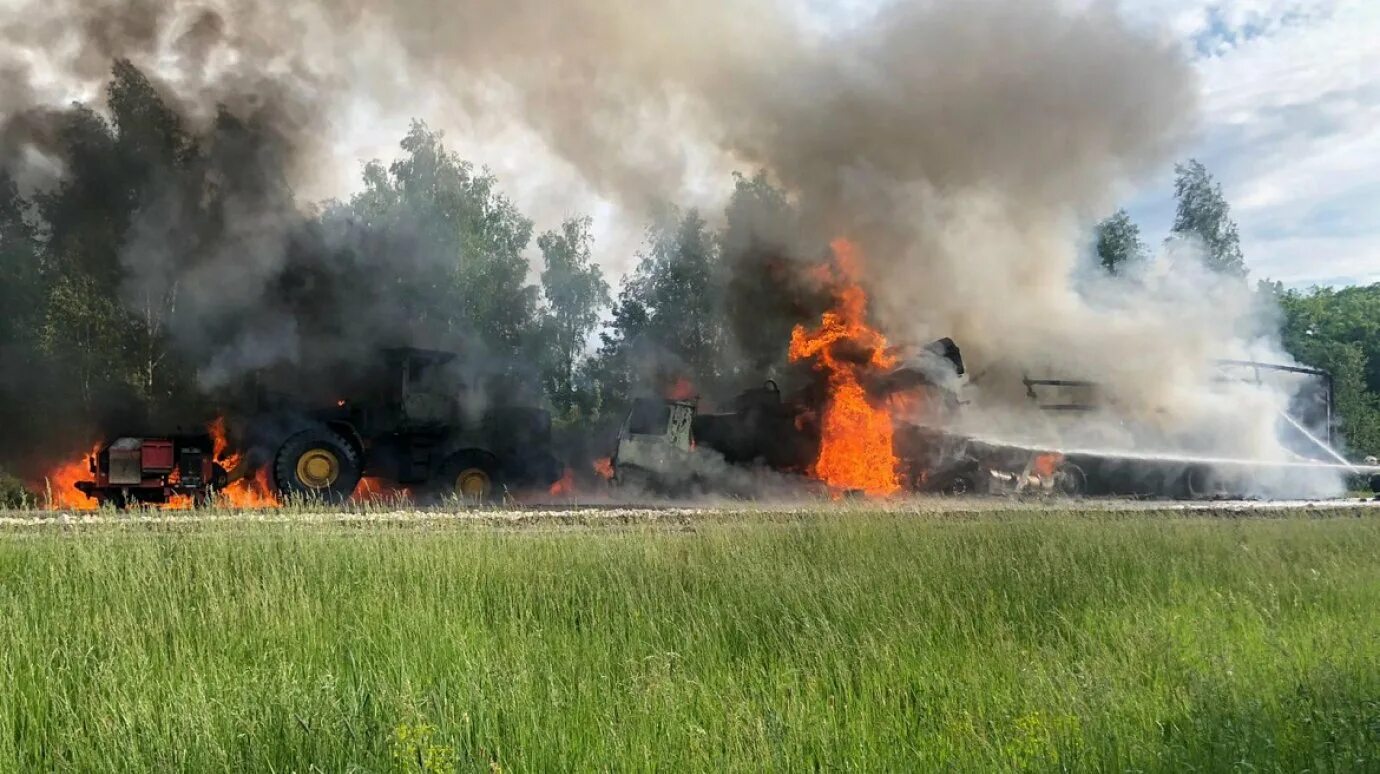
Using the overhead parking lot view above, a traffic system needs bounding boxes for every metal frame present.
[1022,360,1336,446]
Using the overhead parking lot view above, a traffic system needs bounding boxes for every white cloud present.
[1123,0,1380,286]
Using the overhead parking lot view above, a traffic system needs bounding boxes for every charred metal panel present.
[108,438,143,485]
[178,447,205,488]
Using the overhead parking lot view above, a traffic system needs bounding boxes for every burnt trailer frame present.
[1214,359,1335,449]
[1024,359,1335,439]
[1023,360,1341,498]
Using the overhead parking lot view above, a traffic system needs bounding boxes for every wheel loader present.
[247,347,561,503]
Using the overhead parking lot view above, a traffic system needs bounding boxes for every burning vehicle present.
[74,434,229,508]
[609,237,1086,498]
[244,347,562,503]
[611,240,1378,501]
[610,342,1372,501]
[66,348,562,507]
[1018,362,1359,498]
[609,346,1086,499]
[609,355,1365,501]
[49,238,1379,508]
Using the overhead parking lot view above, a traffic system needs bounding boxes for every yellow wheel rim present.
[455,468,491,500]
[295,449,340,489]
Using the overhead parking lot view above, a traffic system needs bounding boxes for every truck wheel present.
[940,472,977,496]
[273,428,362,502]
[438,450,502,504]
[1135,468,1169,499]
[1184,465,1237,500]
[1052,462,1087,497]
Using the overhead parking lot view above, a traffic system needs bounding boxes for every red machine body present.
[75,434,228,508]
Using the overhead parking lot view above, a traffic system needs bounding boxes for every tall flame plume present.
[788,239,901,496]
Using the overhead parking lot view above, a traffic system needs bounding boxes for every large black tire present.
[940,471,978,496]
[273,428,362,502]
[1183,465,1242,500]
[1052,462,1087,497]
[434,450,504,504]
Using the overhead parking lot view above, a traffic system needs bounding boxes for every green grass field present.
[1,508,1378,772]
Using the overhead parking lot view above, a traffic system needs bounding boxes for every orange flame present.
[788,239,900,496]
[41,445,100,510]
[592,457,614,480]
[161,468,193,510]
[548,467,575,496]
[354,476,412,503]
[220,468,279,508]
[1032,452,1063,479]
[209,417,241,472]
[210,418,280,508]
[666,377,697,401]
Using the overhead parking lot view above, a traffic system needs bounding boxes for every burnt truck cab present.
[75,434,228,508]
[612,397,698,491]
[692,380,817,471]
[611,379,824,495]
[262,347,562,502]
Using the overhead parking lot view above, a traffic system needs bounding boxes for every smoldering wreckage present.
[52,238,1380,510]
[8,0,1380,509]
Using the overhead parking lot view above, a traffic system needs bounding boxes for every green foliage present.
[40,272,134,405]
[0,174,43,348]
[719,171,802,374]
[535,216,609,420]
[0,65,615,466]
[594,209,728,410]
[1093,208,1145,274]
[391,722,458,774]
[0,511,1378,770]
[36,61,196,405]
[346,121,541,360]
[1170,159,1247,277]
[639,210,723,381]
[1277,283,1380,455]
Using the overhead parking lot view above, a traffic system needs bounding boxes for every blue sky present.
[1116,0,1380,287]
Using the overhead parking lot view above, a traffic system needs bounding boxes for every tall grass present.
[1,511,1377,771]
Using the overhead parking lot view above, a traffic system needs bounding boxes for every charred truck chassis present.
[611,339,985,494]
[610,341,1362,500]
[611,387,1085,497]
[75,435,229,508]
[1022,362,1366,499]
[260,348,561,502]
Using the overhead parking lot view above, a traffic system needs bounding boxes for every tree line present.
[0,63,789,486]
[1,62,1376,501]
